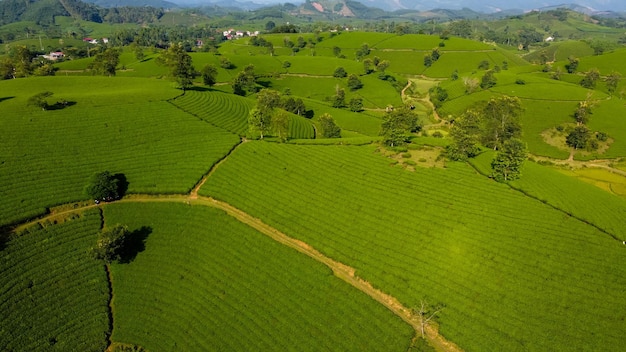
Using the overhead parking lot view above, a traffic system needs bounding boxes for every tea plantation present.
[2,26,626,352]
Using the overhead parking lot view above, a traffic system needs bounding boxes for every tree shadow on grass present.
[0,96,15,104]
[47,101,77,110]
[119,226,152,263]
[114,173,129,198]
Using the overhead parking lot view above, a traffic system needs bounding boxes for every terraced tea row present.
[200,141,626,351]
[170,90,253,134]
[0,101,239,227]
[104,202,413,351]
[0,210,109,352]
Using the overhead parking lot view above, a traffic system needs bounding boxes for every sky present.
[177,0,626,12]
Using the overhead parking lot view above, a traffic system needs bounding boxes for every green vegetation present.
[201,141,626,351]
[4,7,626,352]
[104,202,414,351]
[0,210,109,351]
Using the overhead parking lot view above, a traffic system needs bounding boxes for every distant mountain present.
[83,0,178,9]
[331,0,626,12]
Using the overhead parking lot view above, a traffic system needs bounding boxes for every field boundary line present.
[189,139,245,198]
[195,196,464,352]
[8,194,464,351]
[467,158,624,243]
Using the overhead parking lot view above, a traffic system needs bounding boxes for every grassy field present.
[0,77,239,226]
[104,202,414,351]
[200,141,626,351]
[0,210,109,351]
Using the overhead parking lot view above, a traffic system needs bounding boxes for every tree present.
[27,91,54,111]
[265,21,276,31]
[347,74,363,91]
[89,48,120,76]
[413,300,444,338]
[446,109,482,161]
[272,110,290,142]
[429,86,448,108]
[248,108,272,139]
[349,97,363,112]
[565,56,579,74]
[332,87,345,108]
[257,89,281,111]
[319,113,341,138]
[580,68,600,89]
[232,65,256,96]
[606,71,621,95]
[156,43,196,91]
[332,46,341,57]
[201,64,218,86]
[282,61,291,71]
[333,66,347,78]
[91,224,129,263]
[481,96,523,150]
[363,58,374,74]
[463,77,479,94]
[220,57,233,69]
[85,171,120,201]
[574,101,591,125]
[478,60,490,70]
[355,43,370,60]
[423,54,433,68]
[480,70,497,89]
[0,57,15,80]
[282,97,306,116]
[376,60,390,78]
[380,106,419,147]
[566,125,591,150]
[491,138,527,182]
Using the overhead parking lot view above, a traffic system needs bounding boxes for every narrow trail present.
[530,153,626,177]
[189,139,246,199]
[11,193,463,352]
[10,138,463,351]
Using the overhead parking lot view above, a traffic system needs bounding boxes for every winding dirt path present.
[10,149,463,351]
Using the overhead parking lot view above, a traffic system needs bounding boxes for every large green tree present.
[91,224,130,263]
[85,171,120,201]
[89,48,120,77]
[232,65,257,96]
[156,43,196,91]
[201,64,218,86]
[380,106,419,147]
[446,109,482,161]
[319,113,341,138]
[481,96,523,150]
[491,138,527,182]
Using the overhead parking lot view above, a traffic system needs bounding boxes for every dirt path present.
[530,153,626,177]
[11,193,463,352]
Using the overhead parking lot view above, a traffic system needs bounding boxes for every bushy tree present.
[27,91,54,111]
[565,56,579,73]
[574,101,591,125]
[89,48,120,77]
[481,96,523,150]
[156,43,196,91]
[85,171,120,201]
[347,74,363,91]
[319,113,341,138]
[491,138,527,182]
[566,125,591,150]
[272,110,290,142]
[605,71,621,95]
[248,108,272,139]
[580,68,600,89]
[349,97,363,112]
[380,107,419,147]
[201,64,218,86]
[446,109,482,161]
[480,70,497,89]
[91,224,129,263]
[333,66,347,78]
[332,87,345,108]
[232,65,257,96]
[429,86,448,108]
[363,58,374,74]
